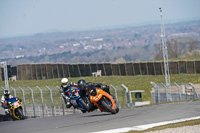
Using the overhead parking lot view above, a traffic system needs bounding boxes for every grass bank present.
[0,74,200,108]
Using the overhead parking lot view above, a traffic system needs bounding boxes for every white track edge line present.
[91,116,200,133]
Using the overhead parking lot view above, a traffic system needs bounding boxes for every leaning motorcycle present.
[8,97,25,120]
[68,86,90,113]
[90,88,119,114]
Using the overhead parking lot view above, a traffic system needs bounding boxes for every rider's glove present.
[61,93,70,100]
[59,87,64,93]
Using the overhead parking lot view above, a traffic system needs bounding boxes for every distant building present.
[15,55,24,58]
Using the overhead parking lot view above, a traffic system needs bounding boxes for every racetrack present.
[0,101,200,133]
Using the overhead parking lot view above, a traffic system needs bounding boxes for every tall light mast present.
[159,7,170,87]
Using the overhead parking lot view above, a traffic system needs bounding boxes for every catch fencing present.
[1,83,199,118]
[151,82,200,104]
[0,85,128,118]
[0,86,77,118]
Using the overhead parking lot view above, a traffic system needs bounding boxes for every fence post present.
[1,86,5,90]
[36,86,45,118]
[46,86,55,117]
[174,82,182,101]
[129,91,132,104]
[161,82,172,102]
[188,82,199,99]
[10,86,16,97]
[150,81,160,103]
[161,83,168,102]
[121,84,129,108]
[18,86,27,116]
[110,85,118,105]
[57,86,65,115]
[27,87,36,118]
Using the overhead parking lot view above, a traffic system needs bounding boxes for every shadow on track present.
[0,114,12,122]
[82,113,114,117]
[0,114,28,122]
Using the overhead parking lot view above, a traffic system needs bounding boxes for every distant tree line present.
[154,38,200,60]
[1,37,200,66]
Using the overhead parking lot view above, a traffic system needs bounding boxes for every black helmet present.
[4,90,10,99]
[77,79,86,90]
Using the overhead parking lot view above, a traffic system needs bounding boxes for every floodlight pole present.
[1,61,9,90]
[159,7,170,87]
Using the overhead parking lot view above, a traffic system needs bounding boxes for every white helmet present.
[4,90,10,99]
[61,78,68,87]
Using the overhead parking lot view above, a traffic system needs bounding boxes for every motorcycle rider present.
[77,79,96,111]
[1,90,13,115]
[59,78,76,108]
[77,79,111,111]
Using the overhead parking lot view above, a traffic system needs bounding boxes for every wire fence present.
[0,86,75,118]
[0,85,128,118]
[1,83,198,119]
[151,82,200,104]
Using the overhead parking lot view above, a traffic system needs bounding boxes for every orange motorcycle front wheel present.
[100,98,116,114]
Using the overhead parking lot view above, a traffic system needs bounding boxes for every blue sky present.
[0,0,200,38]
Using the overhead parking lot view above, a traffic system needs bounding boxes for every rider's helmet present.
[4,90,10,100]
[61,78,68,88]
[77,79,86,90]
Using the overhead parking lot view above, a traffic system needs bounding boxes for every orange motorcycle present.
[90,88,119,114]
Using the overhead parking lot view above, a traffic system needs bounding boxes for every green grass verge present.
[1,74,200,90]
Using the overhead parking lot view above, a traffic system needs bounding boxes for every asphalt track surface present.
[0,101,200,133]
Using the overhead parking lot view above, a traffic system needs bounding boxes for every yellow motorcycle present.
[8,97,25,120]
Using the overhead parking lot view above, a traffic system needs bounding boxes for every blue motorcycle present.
[68,86,90,113]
